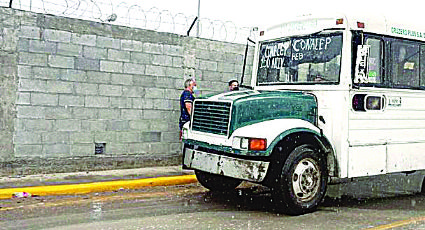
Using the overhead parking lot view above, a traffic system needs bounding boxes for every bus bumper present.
[183,146,270,183]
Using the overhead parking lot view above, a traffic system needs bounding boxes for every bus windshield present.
[257,32,343,85]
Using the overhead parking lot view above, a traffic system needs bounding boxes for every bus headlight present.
[233,137,267,151]
[241,138,249,149]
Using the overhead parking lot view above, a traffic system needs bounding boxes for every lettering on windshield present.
[259,36,340,70]
[292,37,332,60]
[259,41,290,69]
[257,34,342,84]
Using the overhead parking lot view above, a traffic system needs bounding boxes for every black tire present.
[273,144,328,215]
[195,170,242,192]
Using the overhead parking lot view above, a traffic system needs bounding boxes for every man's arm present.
[185,101,192,115]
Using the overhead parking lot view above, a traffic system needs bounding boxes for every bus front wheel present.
[273,144,328,215]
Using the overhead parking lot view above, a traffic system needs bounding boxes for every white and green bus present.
[181,13,425,215]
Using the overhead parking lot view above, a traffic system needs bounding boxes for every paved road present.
[2,178,425,230]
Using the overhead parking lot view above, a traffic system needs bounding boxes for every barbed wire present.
[1,0,257,44]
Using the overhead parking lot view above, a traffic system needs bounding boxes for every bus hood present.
[194,90,318,136]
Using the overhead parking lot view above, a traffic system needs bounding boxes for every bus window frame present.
[352,32,386,88]
[389,39,420,89]
[353,32,425,91]
[256,31,344,86]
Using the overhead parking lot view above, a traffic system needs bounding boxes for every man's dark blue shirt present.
[179,90,195,130]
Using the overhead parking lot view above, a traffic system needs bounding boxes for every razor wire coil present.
[2,0,257,44]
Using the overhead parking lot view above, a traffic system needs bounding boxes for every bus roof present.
[260,13,425,42]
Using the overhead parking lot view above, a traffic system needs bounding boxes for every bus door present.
[348,33,425,178]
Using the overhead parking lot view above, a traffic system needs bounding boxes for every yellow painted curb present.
[0,175,198,199]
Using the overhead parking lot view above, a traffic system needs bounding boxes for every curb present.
[0,175,198,200]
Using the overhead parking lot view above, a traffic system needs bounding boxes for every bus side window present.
[390,42,419,88]
[365,38,382,84]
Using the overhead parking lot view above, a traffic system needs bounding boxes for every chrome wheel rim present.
[292,158,321,202]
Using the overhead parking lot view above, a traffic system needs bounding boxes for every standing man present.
[179,78,197,139]
[228,79,239,91]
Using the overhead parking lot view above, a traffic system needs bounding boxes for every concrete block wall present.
[0,7,254,174]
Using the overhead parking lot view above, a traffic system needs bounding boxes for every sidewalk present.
[0,166,197,199]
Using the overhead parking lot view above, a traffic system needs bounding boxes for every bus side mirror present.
[354,45,370,84]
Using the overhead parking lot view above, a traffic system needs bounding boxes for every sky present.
[136,0,423,29]
[7,0,423,43]
[7,0,423,29]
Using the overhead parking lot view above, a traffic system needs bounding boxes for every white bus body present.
[182,13,425,215]
[253,13,425,179]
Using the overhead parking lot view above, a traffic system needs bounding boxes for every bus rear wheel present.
[195,170,242,192]
[273,144,328,215]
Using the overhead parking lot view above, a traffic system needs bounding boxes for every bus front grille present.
[192,101,231,136]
